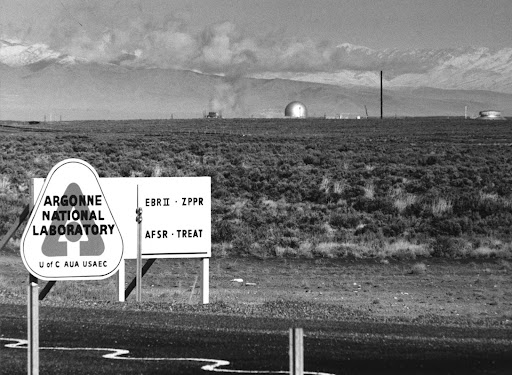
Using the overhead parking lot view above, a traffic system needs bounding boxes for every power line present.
[59,1,83,27]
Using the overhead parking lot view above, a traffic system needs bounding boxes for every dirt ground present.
[1,254,511,326]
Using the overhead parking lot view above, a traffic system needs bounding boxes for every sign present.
[21,159,124,280]
[98,177,211,259]
[33,177,211,260]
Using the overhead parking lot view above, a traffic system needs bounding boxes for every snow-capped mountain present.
[253,44,512,94]
[0,39,82,67]
[2,39,511,93]
[388,47,512,93]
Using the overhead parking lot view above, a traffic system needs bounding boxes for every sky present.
[1,0,511,51]
[1,0,511,119]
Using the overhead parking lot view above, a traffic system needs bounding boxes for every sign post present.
[26,180,39,375]
[27,274,38,375]
[289,328,304,375]
[201,258,209,304]
[135,207,143,302]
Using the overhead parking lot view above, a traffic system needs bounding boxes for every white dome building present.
[477,110,506,120]
[285,101,307,118]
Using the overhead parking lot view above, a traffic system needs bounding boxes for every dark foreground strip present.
[1,338,333,375]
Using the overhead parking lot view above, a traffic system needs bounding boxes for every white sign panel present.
[106,177,211,259]
[22,159,124,280]
[33,177,211,260]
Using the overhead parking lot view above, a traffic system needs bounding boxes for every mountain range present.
[253,43,512,94]
[1,39,511,120]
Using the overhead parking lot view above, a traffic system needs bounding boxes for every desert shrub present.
[431,197,453,217]
[230,224,255,256]
[337,241,378,258]
[274,246,287,257]
[303,154,321,166]
[420,155,441,166]
[432,236,471,257]
[381,219,407,237]
[430,218,463,236]
[247,242,271,258]
[212,220,235,242]
[329,212,360,229]
[498,259,512,269]
[279,236,300,249]
[313,242,339,258]
[468,239,512,258]
[470,246,499,258]
[362,182,375,199]
[383,240,430,259]
[409,262,428,274]
[393,193,418,213]
[353,197,396,215]
[297,241,314,258]
[119,164,132,177]
[354,223,381,236]
[212,242,232,258]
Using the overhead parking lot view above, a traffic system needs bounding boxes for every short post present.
[289,328,304,375]
[135,207,143,302]
[28,274,39,375]
[117,260,125,302]
[201,258,209,304]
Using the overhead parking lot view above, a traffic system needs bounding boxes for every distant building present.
[285,101,307,118]
[477,110,506,120]
[205,111,222,119]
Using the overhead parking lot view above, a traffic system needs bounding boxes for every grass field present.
[2,117,512,327]
[2,117,512,259]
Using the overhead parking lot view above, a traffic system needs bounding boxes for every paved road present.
[1,303,511,374]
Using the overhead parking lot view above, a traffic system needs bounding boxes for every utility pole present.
[380,71,383,119]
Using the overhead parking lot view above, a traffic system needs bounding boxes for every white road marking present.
[1,338,334,375]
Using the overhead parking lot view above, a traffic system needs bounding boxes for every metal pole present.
[289,328,304,375]
[0,204,29,251]
[28,274,39,375]
[27,180,39,373]
[136,208,142,302]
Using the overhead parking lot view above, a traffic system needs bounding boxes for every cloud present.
[3,1,436,77]
[42,3,346,73]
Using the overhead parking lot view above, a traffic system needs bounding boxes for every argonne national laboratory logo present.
[21,159,124,281]
[37,182,110,257]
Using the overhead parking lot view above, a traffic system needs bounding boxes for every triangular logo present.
[41,182,105,257]
[21,159,124,281]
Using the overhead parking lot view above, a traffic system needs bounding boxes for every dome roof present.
[478,110,506,120]
[285,101,307,118]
